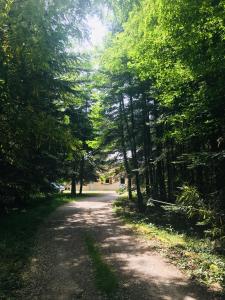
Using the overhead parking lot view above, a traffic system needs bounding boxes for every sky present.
[87,15,108,48]
[69,15,108,53]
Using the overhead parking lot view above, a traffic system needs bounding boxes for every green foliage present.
[0,0,97,207]
[96,0,225,236]
[121,0,225,140]
[117,185,127,195]
[177,185,225,241]
[177,185,203,217]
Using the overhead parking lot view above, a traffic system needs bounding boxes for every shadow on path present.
[19,193,219,300]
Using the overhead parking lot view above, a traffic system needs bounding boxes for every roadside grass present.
[113,195,225,296]
[85,233,119,297]
[0,192,96,298]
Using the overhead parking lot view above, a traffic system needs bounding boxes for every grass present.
[85,233,119,297]
[113,195,225,296]
[0,192,94,298]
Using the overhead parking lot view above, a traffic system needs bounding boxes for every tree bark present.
[71,175,76,197]
[79,156,85,195]
[141,95,151,197]
[127,176,133,200]
[119,95,133,201]
[129,95,144,211]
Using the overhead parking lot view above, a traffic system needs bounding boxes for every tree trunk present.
[79,156,85,195]
[141,95,151,197]
[129,95,144,211]
[157,160,166,200]
[119,96,133,201]
[166,144,173,202]
[71,175,76,197]
[127,175,133,200]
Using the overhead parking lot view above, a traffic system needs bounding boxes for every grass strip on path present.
[85,233,119,297]
[0,193,92,298]
[113,196,225,297]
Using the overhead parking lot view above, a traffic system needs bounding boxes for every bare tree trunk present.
[129,95,144,212]
[119,96,133,201]
[127,176,133,200]
[166,144,173,202]
[120,94,144,209]
[71,175,76,197]
[79,156,85,195]
[157,160,166,200]
[141,95,151,197]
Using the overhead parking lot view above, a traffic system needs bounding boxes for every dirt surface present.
[19,193,217,300]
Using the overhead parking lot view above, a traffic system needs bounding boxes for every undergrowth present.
[113,195,225,296]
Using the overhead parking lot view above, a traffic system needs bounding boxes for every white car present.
[50,182,65,193]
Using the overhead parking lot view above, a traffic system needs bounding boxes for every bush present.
[117,184,127,195]
[177,185,225,242]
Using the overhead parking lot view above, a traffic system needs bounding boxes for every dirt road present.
[19,193,216,299]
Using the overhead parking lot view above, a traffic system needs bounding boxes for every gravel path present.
[19,193,217,300]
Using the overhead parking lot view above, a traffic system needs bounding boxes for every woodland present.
[1,0,225,253]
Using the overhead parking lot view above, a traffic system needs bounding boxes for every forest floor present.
[17,193,220,299]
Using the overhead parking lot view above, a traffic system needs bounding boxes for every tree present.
[0,0,93,209]
[91,0,225,237]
